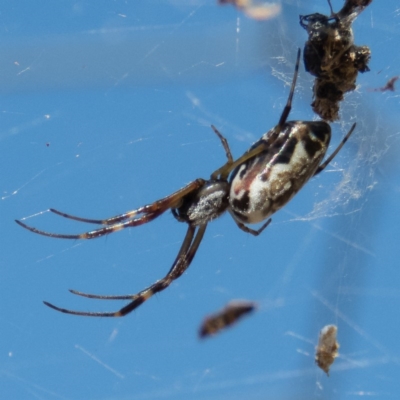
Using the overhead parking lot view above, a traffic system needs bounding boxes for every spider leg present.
[210,125,234,164]
[235,218,271,236]
[43,224,207,316]
[212,49,301,180]
[15,211,161,240]
[327,0,335,16]
[49,208,115,225]
[49,187,191,226]
[313,122,356,176]
[276,47,301,131]
[52,178,205,225]
[68,222,199,300]
[69,290,137,300]
[15,179,205,239]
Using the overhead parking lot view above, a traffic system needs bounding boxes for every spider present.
[16,49,356,317]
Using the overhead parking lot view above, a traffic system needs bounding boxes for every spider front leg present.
[43,224,207,316]
[16,211,161,240]
[211,125,233,164]
[48,178,206,226]
[15,179,206,240]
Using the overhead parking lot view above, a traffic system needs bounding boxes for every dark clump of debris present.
[300,0,372,121]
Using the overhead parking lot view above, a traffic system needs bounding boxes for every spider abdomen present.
[229,121,331,224]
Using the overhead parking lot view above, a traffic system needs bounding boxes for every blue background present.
[1,1,399,399]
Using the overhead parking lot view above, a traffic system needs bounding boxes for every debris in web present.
[199,300,257,338]
[369,76,399,92]
[315,324,340,376]
[218,0,281,21]
[300,0,372,121]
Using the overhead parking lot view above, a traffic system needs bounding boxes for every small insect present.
[315,324,340,376]
[300,0,371,121]
[370,76,399,92]
[218,0,281,21]
[16,49,355,318]
[199,300,256,338]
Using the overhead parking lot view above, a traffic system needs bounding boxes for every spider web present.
[1,0,400,399]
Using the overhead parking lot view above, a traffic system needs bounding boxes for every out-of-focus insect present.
[300,0,372,121]
[199,300,256,338]
[370,76,399,92]
[218,0,281,21]
[16,49,355,318]
[315,324,340,376]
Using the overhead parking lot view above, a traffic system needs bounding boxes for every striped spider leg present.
[15,180,206,240]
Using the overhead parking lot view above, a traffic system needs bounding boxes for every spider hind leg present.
[43,224,207,317]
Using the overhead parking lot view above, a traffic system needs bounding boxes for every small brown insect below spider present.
[199,300,256,338]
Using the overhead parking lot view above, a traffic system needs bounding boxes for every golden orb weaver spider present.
[16,49,355,317]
